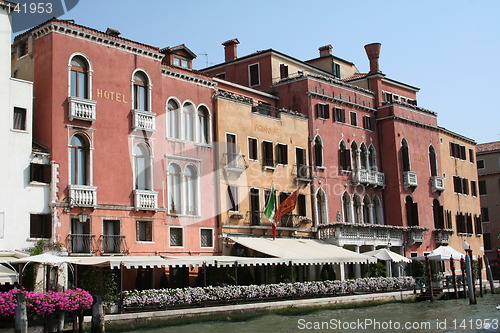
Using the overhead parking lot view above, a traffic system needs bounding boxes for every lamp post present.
[462,240,476,304]
[65,197,89,223]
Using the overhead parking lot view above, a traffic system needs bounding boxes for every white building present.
[0,0,50,253]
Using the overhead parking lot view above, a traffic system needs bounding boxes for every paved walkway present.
[84,290,416,329]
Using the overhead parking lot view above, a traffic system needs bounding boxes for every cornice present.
[162,68,217,88]
[308,91,377,113]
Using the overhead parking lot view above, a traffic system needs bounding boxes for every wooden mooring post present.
[484,256,495,294]
[15,292,27,333]
[91,296,105,333]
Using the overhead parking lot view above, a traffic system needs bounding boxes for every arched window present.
[339,140,351,171]
[369,145,377,171]
[353,194,362,224]
[133,71,149,111]
[363,195,372,224]
[182,102,195,141]
[373,196,383,225]
[316,188,327,224]
[429,145,438,177]
[405,196,419,226]
[70,134,89,185]
[197,106,210,144]
[70,56,89,98]
[168,164,182,214]
[134,144,152,190]
[401,139,411,172]
[342,192,352,223]
[314,136,323,167]
[360,143,368,170]
[167,99,180,139]
[351,141,359,172]
[184,165,198,215]
[433,199,444,229]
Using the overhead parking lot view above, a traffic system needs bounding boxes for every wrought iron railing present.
[68,234,94,254]
[100,235,126,254]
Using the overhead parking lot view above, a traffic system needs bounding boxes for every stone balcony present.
[68,96,96,122]
[132,109,156,132]
[403,171,418,189]
[134,190,158,211]
[69,185,97,207]
[354,169,386,188]
[293,164,312,183]
[317,222,405,247]
[434,229,453,245]
[408,226,427,245]
[431,176,445,192]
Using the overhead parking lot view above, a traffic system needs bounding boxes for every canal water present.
[124,293,500,333]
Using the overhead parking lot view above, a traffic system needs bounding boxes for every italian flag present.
[263,183,277,239]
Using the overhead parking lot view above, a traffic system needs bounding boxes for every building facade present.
[0,0,50,253]
[476,141,500,277]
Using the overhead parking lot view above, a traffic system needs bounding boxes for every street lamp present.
[64,197,89,223]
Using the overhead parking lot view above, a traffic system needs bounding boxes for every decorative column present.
[369,203,375,225]
[354,245,361,278]
[359,202,365,224]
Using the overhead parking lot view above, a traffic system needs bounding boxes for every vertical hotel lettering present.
[96,89,128,103]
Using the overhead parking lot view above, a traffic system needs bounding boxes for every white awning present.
[229,236,376,265]
[0,264,18,285]
[74,256,167,269]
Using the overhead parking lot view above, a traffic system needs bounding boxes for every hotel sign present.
[96,89,128,103]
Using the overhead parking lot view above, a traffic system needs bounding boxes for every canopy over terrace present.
[413,245,467,261]
[0,251,27,285]
[228,236,376,265]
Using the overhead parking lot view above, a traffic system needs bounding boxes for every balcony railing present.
[434,229,453,245]
[279,214,302,228]
[317,223,404,247]
[100,235,126,254]
[431,176,445,192]
[68,234,94,254]
[223,153,247,177]
[408,227,425,245]
[68,96,96,122]
[262,158,276,170]
[403,171,418,189]
[251,104,281,118]
[353,169,385,187]
[69,185,97,207]
[294,164,312,182]
[132,109,156,132]
[134,189,158,211]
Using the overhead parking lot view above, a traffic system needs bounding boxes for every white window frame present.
[131,69,152,112]
[183,164,200,217]
[68,52,93,99]
[169,226,184,248]
[136,219,154,243]
[166,97,181,140]
[276,142,288,166]
[248,136,258,161]
[200,228,214,248]
[196,104,212,145]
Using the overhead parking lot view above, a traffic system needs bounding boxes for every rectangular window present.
[181,59,188,68]
[173,58,181,66]
[474,215,482,235]
[445,210,453,229]
[363,116,373,130]
[30,163,51,184]
[333,63,341,78]
[248,137,258,161]
[316,103,329,119]
[227,185,239,212]
[262,141,274,167]
[334,108,345,123]
[479,180,487,195]
[30,214,51,238]
[481,207,489,222]
[297,194,306,216]
[169,227,183,247]
[136,220,153,242]
[477,160,484,169]
[469,149,474,163]
[350,111,358,126]
[453,176,462,193]
[13,107,27,131]
[249,63,260,86]
[483,233,491,250]
[462,178,469,195]
[279,64,289,79]
[200,228,213,248]
[276,143,288,165]
[471,180,477,197]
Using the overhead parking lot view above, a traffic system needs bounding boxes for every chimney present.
[364,43,382,74]
[319,44,332,57]
[222,38,240,62]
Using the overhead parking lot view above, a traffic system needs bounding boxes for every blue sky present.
[53,0,500,144]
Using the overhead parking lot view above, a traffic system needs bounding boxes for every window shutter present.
[42,164,51,183]
[325,105,330,119]
[316,104,321,118]
[438,205,444,229]
[402,145,410,172]
[345,149,351,170]
[411,202,419,226]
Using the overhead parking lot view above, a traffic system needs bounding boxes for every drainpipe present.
[307,93,318,236]
[212,91,222,254]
